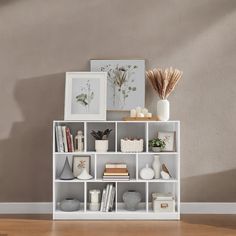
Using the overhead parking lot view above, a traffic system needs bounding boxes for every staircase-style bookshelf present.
[53,120,180,220]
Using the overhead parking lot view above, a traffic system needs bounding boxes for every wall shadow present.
[0,73,65,202]
[182,169,236,202]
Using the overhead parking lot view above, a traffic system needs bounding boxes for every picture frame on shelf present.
[64,72,107,120]
[72,155,91,177]
[157,132,175,151]
[90,60,145,111]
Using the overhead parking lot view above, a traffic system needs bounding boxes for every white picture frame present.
[72,156,91,178]
[158,132,175,152]
[90,60,145,111]
[64,72,107,120]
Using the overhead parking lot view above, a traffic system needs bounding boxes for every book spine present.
[70,134,74,152]
[55,126,60,152]
[109,187,116,212]
[57,126,64,152]
[62,126,68,152]
[105,185,113,212]
[105,164,127,168]
[100,189,106,212]
[104,173,129,176]
[66,127,72,152]
[105,168,128,173]
[103,184,110,212]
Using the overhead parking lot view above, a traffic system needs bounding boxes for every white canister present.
[89,189,101,203]
[157,99,170,121]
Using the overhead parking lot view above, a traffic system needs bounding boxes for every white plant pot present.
[157,99,169,121]
[95,140,108,152]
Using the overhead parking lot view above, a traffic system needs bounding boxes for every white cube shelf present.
[53,120,180,220]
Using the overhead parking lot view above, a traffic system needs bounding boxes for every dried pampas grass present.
[146,67,183,99]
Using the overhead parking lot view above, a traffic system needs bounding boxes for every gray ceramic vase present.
[59,198,80,211]
[59,157,74,180]
[123,190,141,211]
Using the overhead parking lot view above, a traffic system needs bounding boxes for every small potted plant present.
[90,129,112,152]
[149,138,166,152]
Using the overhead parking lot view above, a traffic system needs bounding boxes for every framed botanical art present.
[64,72,107,120]
[157,132,175,151]
[72,155,91,177]
[90,60,145,111]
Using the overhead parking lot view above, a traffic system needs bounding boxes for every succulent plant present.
[149,138,166,150]
[90,129,112,140]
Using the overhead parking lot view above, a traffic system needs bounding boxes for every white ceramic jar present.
[157,99,169,121]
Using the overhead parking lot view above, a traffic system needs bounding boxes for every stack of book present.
[100,184,115,212]
[55,125,74,152]
[103,163,130,181]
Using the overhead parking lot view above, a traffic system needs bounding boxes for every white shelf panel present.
[53,152,179,155]
[54,178,178,183]
[53,210,180,220]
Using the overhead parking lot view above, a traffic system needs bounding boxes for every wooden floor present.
[0,215,235,236]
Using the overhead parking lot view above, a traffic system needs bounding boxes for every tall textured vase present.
[157,99,169,121]
[152,155,161,179]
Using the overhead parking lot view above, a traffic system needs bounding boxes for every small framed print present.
[64,72,107,120]
[158,132,175,151]
[72,156,90,177]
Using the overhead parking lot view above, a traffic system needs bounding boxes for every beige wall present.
[0,0,236,202]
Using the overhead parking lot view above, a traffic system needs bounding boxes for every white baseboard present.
[181,202,236,214]
[0,202,235,214]
[0,202,52,214]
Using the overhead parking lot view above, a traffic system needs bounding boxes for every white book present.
[55,126,60,152]
[109,187,116,212]
[103,184,110,212]
[61,126,68,152]
[105,164,127,168]
[57,126,64,152]
[100,189,106,212]
[105,185,113,212]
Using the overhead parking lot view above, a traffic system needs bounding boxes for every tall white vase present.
[152,155,161,179]
[157,99,169,121]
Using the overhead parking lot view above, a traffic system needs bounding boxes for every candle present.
[136,106,142,114]
[145,112,152,118]
[141,108,148,115]
[137,112,144,117]
[130,109,137,117]
[89,189,101,203]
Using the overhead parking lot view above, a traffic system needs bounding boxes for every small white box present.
[152,193,175,213]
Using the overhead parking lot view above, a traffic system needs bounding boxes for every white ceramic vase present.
[140,164,154,180]
[152,155,161,179]
[95,140,108,152]
[157,99,169,121]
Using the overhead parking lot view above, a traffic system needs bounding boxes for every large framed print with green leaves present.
[90,60,145,111]
[64,72,107,120]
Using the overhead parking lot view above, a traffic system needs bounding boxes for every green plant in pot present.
[149,138,166,152]
[91,129,112,152]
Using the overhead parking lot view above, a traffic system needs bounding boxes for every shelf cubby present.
[55,182,85,212]
[86,122,116,152]
[117,182,147,212]
[54,153,96,180]
[148,182,177,212]
[138,153,178,180]
[86,182,116,212]
[117,122,147,152]
[148,121,179,153]
[54,121,85,152]
[96,154,136,180]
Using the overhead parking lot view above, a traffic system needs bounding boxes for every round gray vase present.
[123,190,141,211]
